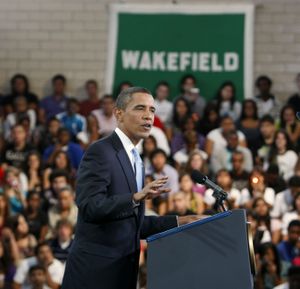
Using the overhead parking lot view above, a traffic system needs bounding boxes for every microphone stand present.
[212,189,228,212]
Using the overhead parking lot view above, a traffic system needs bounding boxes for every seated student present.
[79,80,101,117]
[204,169,241,210]
[39,74,69,121]
[166,191,196,216]
[47,186,77,239]
[287,72,300,113]
[272,176,300,219]
[56,98,86,140]
[47,220,74,264]
[43,128,84,170]
[28,265,51,289]
[273,266,300,289]
[205,115,246,159]
[168,173,204,215]
[148,149,179,215]
[91,94,117,136]
[240,168,275,209]
[153,81,173,126]
[230,151,250,191]
[210,130,253,175]
[12,242,64,289]
[277,220,300,265]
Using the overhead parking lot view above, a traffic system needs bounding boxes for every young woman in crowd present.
[240,168,275,208]
[204,169,241,210]
[169,173,204,215]
[280,104,300,149]
[24,190,48,242]
[25,151,43,192]
[214,81,241,121]
[6,214,37,259]
[268,130,298,181]
[237,99,261,156]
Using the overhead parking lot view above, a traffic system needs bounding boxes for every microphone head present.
[190,170,207,184]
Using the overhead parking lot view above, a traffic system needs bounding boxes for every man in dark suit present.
[62,87,196,289]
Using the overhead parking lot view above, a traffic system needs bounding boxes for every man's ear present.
[114,107,123,122]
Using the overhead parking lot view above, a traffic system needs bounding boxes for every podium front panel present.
[147,210,253,289]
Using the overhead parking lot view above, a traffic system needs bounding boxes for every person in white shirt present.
[240,168,275,208]
[271,176,300,218]
[153,81,173,126]
[267,130,298,181]
[13,243,65,289]
[91,94,117,136]
[28,265,51,289]
[281,192,300,237]
[205,115,246,158]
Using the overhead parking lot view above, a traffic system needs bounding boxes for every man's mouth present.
[141,124,152,130]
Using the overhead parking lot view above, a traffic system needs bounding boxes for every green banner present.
[106,5,254,101]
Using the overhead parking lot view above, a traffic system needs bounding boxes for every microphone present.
[191,170,228,210]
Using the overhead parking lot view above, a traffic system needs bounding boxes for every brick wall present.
[0,0,300,101]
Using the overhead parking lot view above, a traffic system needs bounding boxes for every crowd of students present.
[0,72,300,289]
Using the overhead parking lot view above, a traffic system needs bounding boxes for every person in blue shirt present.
[43,128,84,170]
[56,98,86,140]
[277,220,300,264]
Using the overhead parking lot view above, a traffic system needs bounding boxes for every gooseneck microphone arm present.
[191,171,228,212]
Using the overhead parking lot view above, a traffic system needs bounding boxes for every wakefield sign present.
[105,4,254,100]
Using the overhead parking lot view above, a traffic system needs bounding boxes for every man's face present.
[53,79,65,95]
[227,134,239,149]
[12,125,26,144]
[232,153,244,170]
[58,130,70,145]
[288,225,300,245]
[58,225,73,242]
[52,176,68,192]
[173,194,188,213]
[29,269,46,288]
[156,85,169,100]
[115,93,155,144]
[260,121,275,138]
[221,118,235,133]
[102,98,115,116]
[86,83,98,97]
[257,79,270,94]
[58,190,74,210]
[37,245,53,265]
[151,153,166,172]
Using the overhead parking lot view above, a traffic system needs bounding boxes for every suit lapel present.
[111,132,138,194]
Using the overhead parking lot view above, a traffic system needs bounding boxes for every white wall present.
[0,0,300,100]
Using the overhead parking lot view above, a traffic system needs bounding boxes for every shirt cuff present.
[176,215,179,227]
[132,198,140,208]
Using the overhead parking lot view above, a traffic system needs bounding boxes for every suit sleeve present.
[75,142,135,223]
[140,215,178,239]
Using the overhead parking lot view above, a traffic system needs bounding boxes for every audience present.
[0,71,299,289]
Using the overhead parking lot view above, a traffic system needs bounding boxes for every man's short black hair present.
[49,169,70,183]
[116,87,152,110]
[259,114,275,125]
[150,148,167,161]
[52,74,66,84]
[255,75,272,87]
[155,81,170,90]
[288,220,300,231]
[34,241,52,256]
[29,264,46,275]
[289,176,300,188]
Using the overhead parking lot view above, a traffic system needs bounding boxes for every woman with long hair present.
[240,168,275,209]
[237,99,260,156]
[215,81,241,121]
[6,214,37,259]
[25,151,43,192]
[268,130,298,181]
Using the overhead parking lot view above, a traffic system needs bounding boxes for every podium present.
[146,209,255,289]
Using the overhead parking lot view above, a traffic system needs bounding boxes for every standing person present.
[61,87,197,289]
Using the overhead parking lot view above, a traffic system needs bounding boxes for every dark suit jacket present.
[62,132,177,289]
